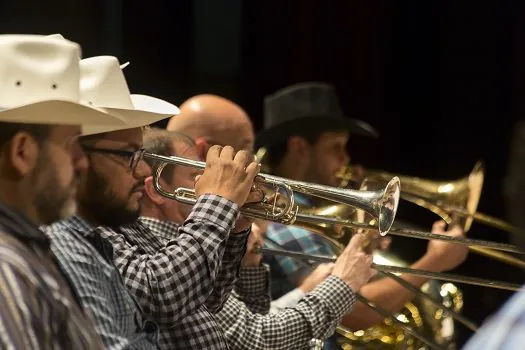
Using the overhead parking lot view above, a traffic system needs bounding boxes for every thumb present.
[194,174,201,184]
[432,220,446,233]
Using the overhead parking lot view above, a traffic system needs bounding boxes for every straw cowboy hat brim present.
[81,94,180,136]
[0,35,126,128]
[0,100,126,127]
[78,55,180,136]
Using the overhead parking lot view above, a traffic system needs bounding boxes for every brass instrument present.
[336,161,513,233]
[335,162,525,269]
[252,147,521,348]
[144,152,401,234]
[336,251,464,349]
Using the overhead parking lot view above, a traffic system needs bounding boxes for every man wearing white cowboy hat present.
[0,34,127,349]
[43,54,261,349]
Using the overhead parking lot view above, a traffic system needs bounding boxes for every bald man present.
[166,94,255,158]
[167,94,469,345]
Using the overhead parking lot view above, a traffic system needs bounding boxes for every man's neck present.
[140,204,186,225]
[0,179,40,225]
[76,206,100,227]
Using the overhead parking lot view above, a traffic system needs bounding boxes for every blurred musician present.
[462,121,525,349]
[0,35,128,349]
[139,127,374,349]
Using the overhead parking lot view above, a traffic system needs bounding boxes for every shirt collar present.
[0,200,49,245]
[58,215,96,236]
[139,216,179,240]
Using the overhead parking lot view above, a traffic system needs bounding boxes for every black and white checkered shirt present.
[98,194,249,349]
[208,257,356,349]
[146,214,358,350]
[42,217,158,349]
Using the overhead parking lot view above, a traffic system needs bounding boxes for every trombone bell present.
[337,161,486,232]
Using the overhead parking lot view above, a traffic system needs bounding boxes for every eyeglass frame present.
[80,145,146,171]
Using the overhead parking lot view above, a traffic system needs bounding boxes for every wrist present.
[417,253,446,272]
[241,257,262,267]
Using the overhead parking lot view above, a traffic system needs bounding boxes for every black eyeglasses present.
[80,145,146,171]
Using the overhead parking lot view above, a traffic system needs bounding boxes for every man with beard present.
[166,89,469,347]
[44,55,263,350]
[139,128,374,349]
[41,54,180,348]
[462,121,525,349]
[0,35,127,348]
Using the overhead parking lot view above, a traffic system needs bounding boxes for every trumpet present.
[144,152,401,235]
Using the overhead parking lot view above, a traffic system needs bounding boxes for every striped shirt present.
[463,286,525,349]
[0,201,104,349]
[42,216,159,349]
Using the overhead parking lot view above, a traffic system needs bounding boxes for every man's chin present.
[59,200,78,220]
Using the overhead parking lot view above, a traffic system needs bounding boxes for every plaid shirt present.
[217,269,356,350]
[148,217,357,350]
[264,223,337,299]
[463,286,525,349]
[42,216,158,349]
[97,195,248,349]
[0,201,104,350]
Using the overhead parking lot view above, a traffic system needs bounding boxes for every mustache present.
[131,179,146,193]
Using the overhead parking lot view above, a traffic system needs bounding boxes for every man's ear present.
[144,176,165,205]
[7,132,39,177]
[194,137,209,161]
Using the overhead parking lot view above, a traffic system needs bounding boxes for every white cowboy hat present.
[0,35,126,128]
[79,55,180,136]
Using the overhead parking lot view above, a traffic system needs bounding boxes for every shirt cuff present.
[235,264,270,296]
[310,276,356,318]
[187,194,240,231]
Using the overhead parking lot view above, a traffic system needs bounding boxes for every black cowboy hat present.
[254,82,379,149]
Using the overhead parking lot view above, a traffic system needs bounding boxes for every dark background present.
[3,0,525,346]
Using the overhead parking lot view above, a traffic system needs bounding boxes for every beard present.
[76,163,142,228]
[33,148,77,225]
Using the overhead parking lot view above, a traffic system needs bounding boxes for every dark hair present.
[143,128,196,181]
[265,131,323,171]
[0,122,51,149]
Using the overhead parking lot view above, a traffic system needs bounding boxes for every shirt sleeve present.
[232,264,271,314]
[205,229,250,312]
[215,276,356,350]
[101,194,240,326]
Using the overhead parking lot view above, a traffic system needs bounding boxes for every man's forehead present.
[172,139,198,158]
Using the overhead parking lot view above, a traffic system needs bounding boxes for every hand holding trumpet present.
[195,145,262,207]
[332,233,375,292]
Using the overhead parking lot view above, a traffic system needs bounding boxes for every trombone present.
[145,151,523,348]
[145,151,525,256]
